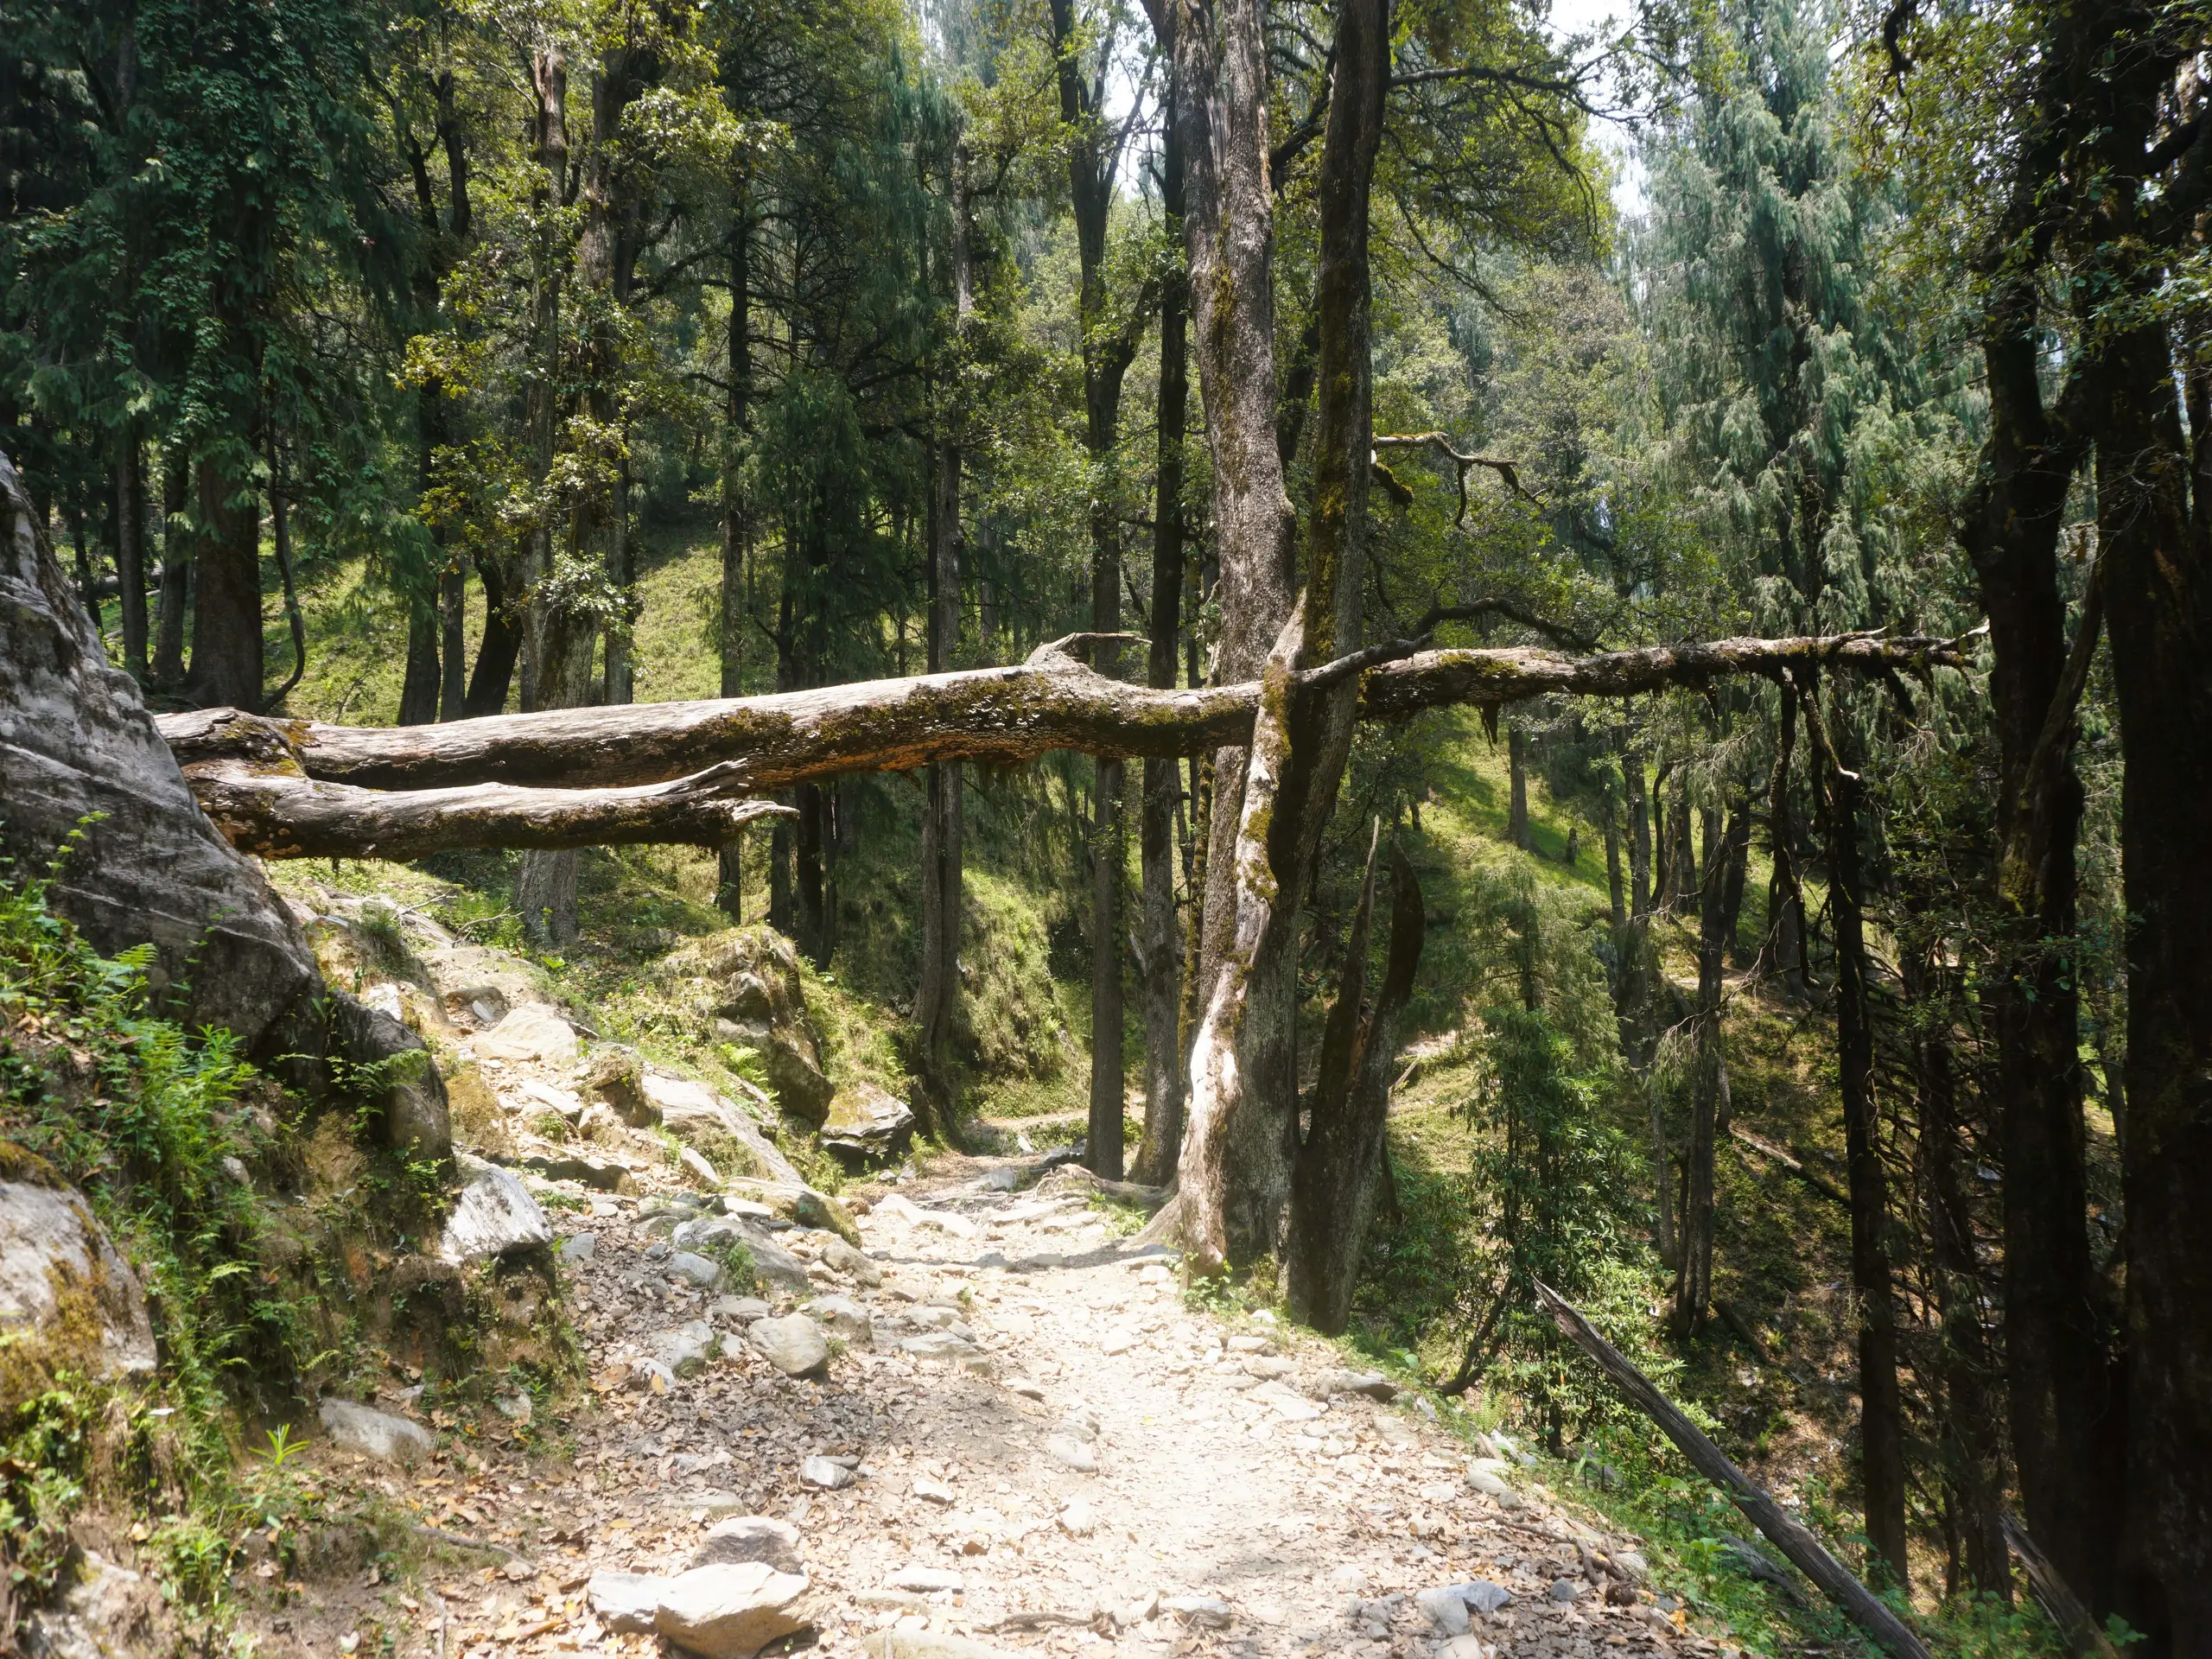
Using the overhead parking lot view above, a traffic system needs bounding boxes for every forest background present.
[3,0,2208,1651]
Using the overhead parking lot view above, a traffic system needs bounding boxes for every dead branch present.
[1372,432,1541,520]
[1535,1278,1935,1659]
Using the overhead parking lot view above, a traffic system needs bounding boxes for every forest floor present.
[227,1149,1732,1659]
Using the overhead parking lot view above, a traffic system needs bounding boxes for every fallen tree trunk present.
[161,630,1967,797]
[1535,1279,1935,1659]
[178,711,796,861]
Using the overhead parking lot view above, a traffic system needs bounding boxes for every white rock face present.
[318,1398,435,1463]
[0,1179,156,1377]
[475,1004,579,1065]
[652,1562,812,1659]
[435,1154,554,1266]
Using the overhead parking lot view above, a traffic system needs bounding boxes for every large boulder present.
[435,1154,554,1266]
[657,930,833,1124]
[821,1083,915,1168]
[0,1161,156,1406]
[641,1072,805,1185]
[0,450,447,1157]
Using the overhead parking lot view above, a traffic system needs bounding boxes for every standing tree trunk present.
[1627,749,1652,919]
[718,183,755,920]
[115,429,148,680]
[188,455,263,712]
[152,453,190,690]
[400,599,442,724]
[1052,0,1150,1179]
[1506,721,1531,849]
[1671,803,1747,1335]
[516,39,592,948]
[2094,276,2212,1643]
[1799,679,1908,1590]
[917,144,974,1124]
[1135,69,1190,1185]
[1959,168,2124,1617]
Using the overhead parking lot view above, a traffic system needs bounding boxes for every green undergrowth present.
[0,839,552,1638]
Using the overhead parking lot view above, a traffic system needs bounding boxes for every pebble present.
[1057,1498,1097,1536]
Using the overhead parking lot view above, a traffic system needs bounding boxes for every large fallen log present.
[1534,1278,1935,1659]
[177,711,796,861]
[162,629,1967,797]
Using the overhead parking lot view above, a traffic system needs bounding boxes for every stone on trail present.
[587,1572,663,1635]
[712,1295,773,1325]
[318,1399,434,1464]
[435,1154,554,1267]
[1249,1380,1323,1421]
[690,1516,804,1575]
[1057,1498,1097,1537]
[1548,1578,1583,1603]
[650,1319,718,1376]
[559,1231,597,1262]
[680,1145,721,1186]
[631,1357,677,1394]
[817,1236,882,1286]
[799,1455,854,1490]
[1045,1433,1098,1471]
[805,1294,872,1342]
[1225,1335,1272,1355]
[669,1250,727,1290]
[912,1477,956,1505]
[1440,1637,1492,1659]
[652,1561,814,1659]
[752,1313,830,1377]
[1307,1369,1396,1401]
[1414,1587,1470,1636]
[475,1003,579,1065]
[1459,1580,1512,1614]
[821,1082,916,1166]
[899,1331,978,1362]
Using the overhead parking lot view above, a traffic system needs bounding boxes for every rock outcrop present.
[657,930,833,1124]
[0,1162,156,1406]
[0,449,448,1157]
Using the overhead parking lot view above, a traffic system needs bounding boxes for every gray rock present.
[559,1231,598,1263]
[1613,1550,1649,1584]
[650,1319,719,1376]
[0,1178,156,1378]
[1225,1335,1273,1354]
[1057,1498,1097,1537]
[1045,1433,1098,1471]
[652,1562,814,1659]
[798,1454,853,1490]
[816,1236,882,1286]
[711,1295,773,1325]
[1458,1581,1512,1615]
[821,1083,916,1166]
[745,1230,814,1295]
[1415,1587,1471,1636]
[588,1572,663,1634]
[1249,1381,1324,1421]
[751,1314,830,1377]
[435,1154,554,1266]
[0,450,310,1063]
[669,1251,728,1290]
[804,1295,872,1343]
[1548,1579,1581,1604]
[899,1331,979,1362]
[690,1516,804,1575]
[318,1399,434,1463]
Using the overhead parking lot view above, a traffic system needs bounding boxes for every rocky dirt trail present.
[253,1146,1731,1659]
